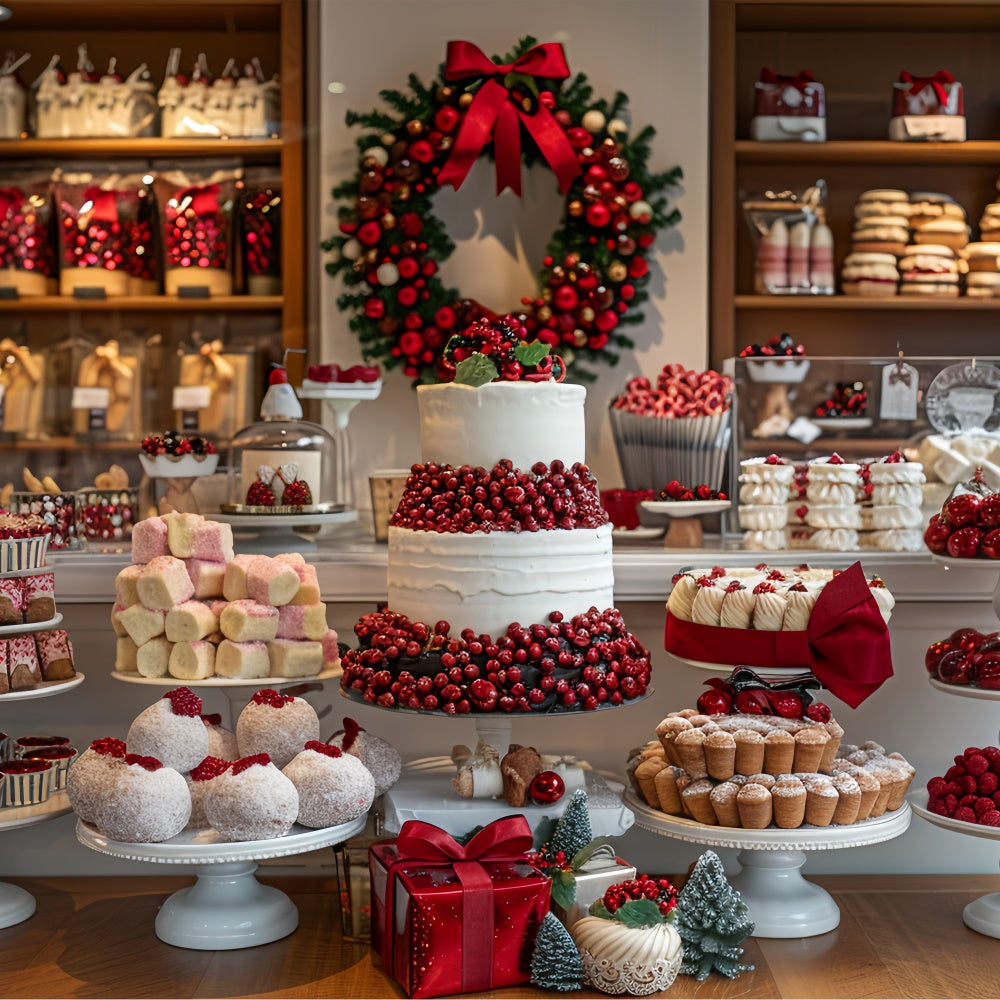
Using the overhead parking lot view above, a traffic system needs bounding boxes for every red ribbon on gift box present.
[381,816,535,995]
[899,70,954,106]
[760,68,816,92]
[436,40,581,196]
[664,561,893,708]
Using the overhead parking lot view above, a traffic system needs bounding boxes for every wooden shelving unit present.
[710,0,1000,368]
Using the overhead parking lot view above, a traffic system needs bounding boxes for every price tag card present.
[71,386,110,410]
[786,416,823,445]
[880,362,919,421]
[173,385,212,411]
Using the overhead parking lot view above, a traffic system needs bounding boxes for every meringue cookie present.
[805,481,857,506]
[859,504,923,530]
[783,587,816,631]
[860,529,925,553]
[805,505,862,529]
[720,586,756,629]
[752,588,786,630]
[811,527,859,550]
[869,482,923,508]
[743,528,788,551]
[738,504,788,530]
[739,481,791,505]
[867,459,926,484]
[691,581,726,626]
[740,457,796,486]
[666,574,698,622]
[807,456,861,484]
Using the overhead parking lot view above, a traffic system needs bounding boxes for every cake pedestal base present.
[963,892,1000,939]
[731,849,839,936]
[155,861,297,950]
[0,882,35,927]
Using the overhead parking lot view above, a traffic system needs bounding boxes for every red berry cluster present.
[613,363,732,418]
[438,314,561,382]
[141,430,216,458]
[925,628,1000,689]
[814,381,867,419]
[391,460,607,533]
[601,876,677,919]
[250,689,295,709]
[306,363,381,383]
[125,753,163,772]
[926,747,1000,827]
[924,484,1000,559]
[190,756,232,782]
[738,332,806,358]
[527,847,572,873]
[91,737,127,758]
[164,686,202,717]
[696,675,832,722]
[658,480,728,502]
[231,753,271,775]
[305,740,343,759]
[340,608,651,714]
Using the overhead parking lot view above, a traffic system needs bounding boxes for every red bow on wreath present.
[437,40,581,196]
[899,70,954,106]
[664,562,893,708]
[760,68,816,92]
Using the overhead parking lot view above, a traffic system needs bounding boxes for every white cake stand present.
[624,789,910,938]
[76,815,366,950]
[207,509,358,554]
[909,789,1000,939]
[642,499,731,548]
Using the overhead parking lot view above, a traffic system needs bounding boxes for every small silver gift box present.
[551,845,637,928]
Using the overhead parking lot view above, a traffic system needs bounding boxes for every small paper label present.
[787,416,823,444]
[72,386,110,410]
[173,385,212,410]
[880,363,919,421]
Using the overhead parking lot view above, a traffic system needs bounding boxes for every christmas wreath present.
[324,37,682,384]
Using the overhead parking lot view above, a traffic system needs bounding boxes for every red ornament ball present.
[529,770,565,805]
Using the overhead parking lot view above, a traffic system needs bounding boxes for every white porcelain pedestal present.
[155,860,298,949]
[625,790,910,938]
[0,882,35,927]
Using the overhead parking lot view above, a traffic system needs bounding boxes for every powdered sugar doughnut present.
[126,687,209,774]
[186,756,232,830]
[283,741,375,827]
[203,753,299,841]
[67,737,128,824]
[235,689,320,769]
[326,717,401,796]
[201,713,239,759]
[93,753,191,843]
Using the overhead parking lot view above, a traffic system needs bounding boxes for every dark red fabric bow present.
[383,816,534,994]
[436,41,581,196]
[663,561,893,708]
[760,68,816,92]
[899,70,954,106]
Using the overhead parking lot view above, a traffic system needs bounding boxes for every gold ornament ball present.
[568,200,584,218]
[459,93,473,109]
[573,328,588,347]
[581,109,606,134]
[536,305,552,322]
[607,261,628,282]
[579,306,595,323]
[406,119,424,136]
[382,213,396,230]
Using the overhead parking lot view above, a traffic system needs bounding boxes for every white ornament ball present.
[629,200,653,221]
[363,145,389,168]
[607,118,628,139]
[581,109,606,134]
[376,262,400,286]
[341,238,362,261]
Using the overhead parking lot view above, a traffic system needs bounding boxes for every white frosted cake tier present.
[387,522,614,636]
[417,381,586,470]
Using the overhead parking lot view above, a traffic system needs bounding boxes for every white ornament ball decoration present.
[608,118,629,138]
[363,145,389,167]
[629,200,653,221]
[376,261,400,286]
[341,238,362,261]
[581,109,606,134]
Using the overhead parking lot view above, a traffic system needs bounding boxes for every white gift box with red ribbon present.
[750,69,826,142]
[890,70,966,141]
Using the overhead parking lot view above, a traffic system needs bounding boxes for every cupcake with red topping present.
[204,753,299,841]
[235,689,320,769]
[92,753,191,843]
[186,755,232,830]
[283,740,376,827]
[126,687,209,774]
[68,737,128,824]
[325,718,401,797]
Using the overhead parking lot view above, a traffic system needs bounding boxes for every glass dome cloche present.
[223,362,341,513]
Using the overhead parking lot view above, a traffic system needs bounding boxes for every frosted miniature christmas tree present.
[549,789,593,858]
[676,850,755,981]
[530,911,584,992]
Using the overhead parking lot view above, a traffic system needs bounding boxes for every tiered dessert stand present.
[0,620,84,927]
[641,498,731,549]
[910,554,1000,938]
[626,789,909,938]
[77,814,366,949]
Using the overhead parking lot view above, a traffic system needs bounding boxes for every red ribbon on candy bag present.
[664,561,893,708]
[81,186,121,224]
[175,183,220,218]
[436,40,581,196]
[760,68,816,92]
[382,816,535,994]
[899,70,955,107]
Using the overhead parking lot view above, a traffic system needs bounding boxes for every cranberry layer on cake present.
[340,316,651,714]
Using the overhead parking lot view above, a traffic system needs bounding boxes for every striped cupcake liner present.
[0,535,49,574]
[2,765,51,808]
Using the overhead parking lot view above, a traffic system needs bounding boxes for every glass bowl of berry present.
[740,333,810,383]
[139,431,220,480]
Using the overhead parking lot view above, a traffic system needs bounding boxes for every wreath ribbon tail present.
[437,79,508,192]
[494,102,523,195]
[518,106,580,194]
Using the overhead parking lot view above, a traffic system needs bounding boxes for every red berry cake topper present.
[164,686,202,717]
[325,36,681,384]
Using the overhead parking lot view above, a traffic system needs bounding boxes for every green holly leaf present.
[612,898,665,929]
[549,870,577,910]
[589,899,614,920]
[454,354,499,387]
[514,341,551,367]
[569,838,611,872]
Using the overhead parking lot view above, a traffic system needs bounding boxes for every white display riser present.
[7,550,998,879]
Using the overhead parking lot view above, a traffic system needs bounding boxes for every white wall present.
[316,0,710,503]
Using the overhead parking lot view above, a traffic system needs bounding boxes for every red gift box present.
[751,69,826,141]
[369,816,550,998]
[890,71,965,141]
[663,561,893,708]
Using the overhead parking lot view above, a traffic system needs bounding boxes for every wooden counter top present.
[1,874,998,998]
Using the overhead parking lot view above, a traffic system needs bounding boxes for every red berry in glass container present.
[945,493,981,528]
[937,648,975,685]
[947,525,982,559]
[977,494,1000,527]
[974,653,1000,690]
[925,640,951,673]
[924,514,952,555]
[982,527,1000,559]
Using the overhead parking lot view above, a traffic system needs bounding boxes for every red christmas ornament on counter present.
[529,770,565,804]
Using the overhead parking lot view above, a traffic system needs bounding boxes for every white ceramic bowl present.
[138,452,220,479]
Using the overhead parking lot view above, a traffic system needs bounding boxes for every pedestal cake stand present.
[77,815,366,949]
[625,789,910,938]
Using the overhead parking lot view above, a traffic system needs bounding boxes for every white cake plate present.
[0,612,63,636]
[207,510,358,555]
[909,789,1000,938]
[665,650,811,680]
[641,500,732,549]
[76,815,366,950]
[928,554,1000,617]
[625,789,910,938]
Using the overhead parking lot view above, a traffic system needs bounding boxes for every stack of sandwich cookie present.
[908,192,969,252]
[897,244,962,298]
[964,242,1000,298]
[840,252,899,296]
[851,189,912,257]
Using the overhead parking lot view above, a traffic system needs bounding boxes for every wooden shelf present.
[0,296,282,313]
[735,295,1000,310]
[734,140,1000,165]
[0,138,283,162]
